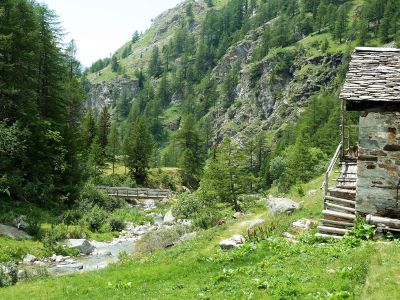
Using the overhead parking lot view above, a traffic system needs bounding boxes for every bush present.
[0,263,17,287]
[96,174,136,188]
[53,245,80,257]
[85,205,108,232]
[63,209,82,225]
[173,193,204,219]
[193,208,223,229]
[135,225,189,253]
[111,208,153,226]
[109,218,126,232]
[79,183,125,211]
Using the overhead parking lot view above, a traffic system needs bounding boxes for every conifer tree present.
[333,5,348,43]
[175,115,204,189]
[111,54,120,73]
[82,110,97,148]
[107,122,120,175]
[97,106,111,153]
[200,137,251,211]
[148,46,161,78]
[126,117,154,184]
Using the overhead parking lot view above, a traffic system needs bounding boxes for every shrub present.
[109,218,126,232]
[0,263,17,287]
[173,193,204,219]
[53,245,80,257]
[135,225,189,253]
[63,209,82,225]
[85,205,108,232]
[79,183,125,211]
[111,208,152,226]
[193,208,223,229]
[96,174,136,188]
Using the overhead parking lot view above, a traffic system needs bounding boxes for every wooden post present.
[340,100,345,158]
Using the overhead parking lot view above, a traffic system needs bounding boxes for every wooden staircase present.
[316,148,357,239]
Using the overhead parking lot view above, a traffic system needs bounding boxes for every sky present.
[40,0,183,67]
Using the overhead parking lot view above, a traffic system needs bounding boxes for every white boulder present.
[219,234,246,250]
[267,197,300,215]
[22,254,37,264]
[163,209,175,224]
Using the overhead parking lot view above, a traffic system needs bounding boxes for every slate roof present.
[340,47,400,102]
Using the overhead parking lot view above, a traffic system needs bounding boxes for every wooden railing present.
[97,186,171,199]
[321,143,343,200]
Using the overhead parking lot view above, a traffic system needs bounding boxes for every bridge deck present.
[97,186,171,200]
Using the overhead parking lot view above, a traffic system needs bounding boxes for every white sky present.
[40,0,183,67]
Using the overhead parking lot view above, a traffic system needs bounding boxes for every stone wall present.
[356,111,400,217]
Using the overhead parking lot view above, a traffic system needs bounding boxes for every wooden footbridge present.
[97,186,171,200]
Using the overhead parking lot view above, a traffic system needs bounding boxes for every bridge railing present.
[97,186,171,199]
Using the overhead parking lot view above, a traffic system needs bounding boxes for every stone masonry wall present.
[356,111,400,217]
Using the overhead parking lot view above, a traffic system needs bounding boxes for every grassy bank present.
[1,175,399,299]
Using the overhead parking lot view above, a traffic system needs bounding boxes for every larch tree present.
[107,122,120,175]
[125,117,154,184]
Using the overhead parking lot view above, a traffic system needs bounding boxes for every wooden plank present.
[322,209,356,220]
[315,233,343,239]
[317,226,349,235]
[321,219,354,227]
[326,203,356,213]
[367,215,400,229]
[324,195,356,205]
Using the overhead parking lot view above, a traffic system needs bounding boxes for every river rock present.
[67,239,95,255]
[22,254,37,264]
[33,260,46,267]
[292,219,314,231]
[179,232,197,243]
[267,197,300,216]
[0,224,32,240]
[233,212,244,219]
[13,215,28,229]
[219,234,246,250]
[163,209,175,224]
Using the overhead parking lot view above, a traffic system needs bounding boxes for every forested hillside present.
[85,0,399,192]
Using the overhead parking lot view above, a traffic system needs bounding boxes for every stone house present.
[317,47,400,238]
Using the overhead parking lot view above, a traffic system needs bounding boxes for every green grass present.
[2,175,399,299]
[0,237,49,263]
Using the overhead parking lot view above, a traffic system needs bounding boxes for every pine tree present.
[333,5,348,43]
[82,110,97,148]
[97,106,111,153]
[132,30,140,43]
[111,54,120,73]
[157,73,170,107]
[107,122,120,175]
[88,136,104,178]
[175,115,204,189]
[148,46,161,77]
[126,117,154,184]
[200,137,251,211]
[379,1,396,43]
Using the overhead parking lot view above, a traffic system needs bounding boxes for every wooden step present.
[315,233,343,239]
[324,195,356,206]
[322,209,356,221]
[321,219,354,228]
[317,226,349,235]
[326,203,356,213]
[335,178,357,182]
[328,188,356,200]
